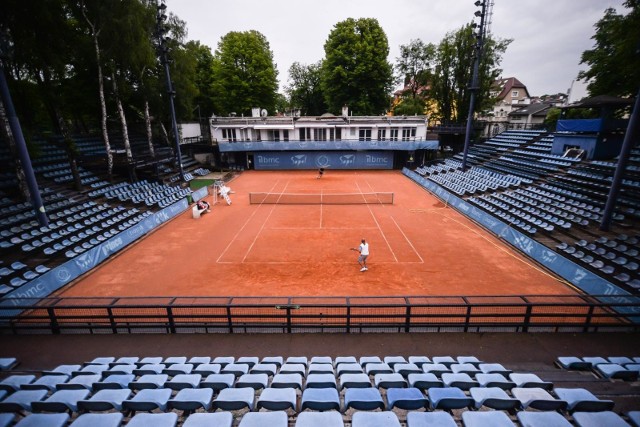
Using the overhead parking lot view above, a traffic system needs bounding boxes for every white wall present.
[179,123,201,139]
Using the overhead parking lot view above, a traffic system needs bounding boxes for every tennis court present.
[57,170,576,298]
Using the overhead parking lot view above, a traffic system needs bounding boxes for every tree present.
[285,61,326,116]
[430,24,510,123]
[578,1,640,97]
[395,39,436,99]
[321,18,394,115]
[186,41,217,120]
[211,30,278,116]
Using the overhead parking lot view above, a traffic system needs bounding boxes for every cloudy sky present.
[167,0,626,99]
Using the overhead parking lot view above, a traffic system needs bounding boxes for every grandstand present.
[1,125,640,426]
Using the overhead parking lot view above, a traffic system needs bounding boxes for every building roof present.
[492,77,530,100]
[509,103,551,117]
[561,95,634,109]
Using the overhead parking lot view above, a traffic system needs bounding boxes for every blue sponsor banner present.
[0,198,189,317]
[219,140,438,152]
[402,168,640,322]
[191,186,208,202]
[254,151,394,170]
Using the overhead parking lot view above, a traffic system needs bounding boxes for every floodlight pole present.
[599,88,640,231]
[0,64,49,227]
[461,1,488,172]
[156,1,184,181]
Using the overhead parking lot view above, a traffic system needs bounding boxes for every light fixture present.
[474,0,483,6]
[158,3,167,10]
[474,10,483,17]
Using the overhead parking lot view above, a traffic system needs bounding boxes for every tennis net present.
[249,192,394,205]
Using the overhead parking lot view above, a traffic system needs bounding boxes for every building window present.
[283,130,289,141]
[268,130,280,141]
[222,128,237,142]
[314,128,327,141]
[402,128,416,141]
[359,128,371,141]
[389,128,399,141]
[329,128,335,141]
[378,129,386,141]
[299,128,311,141]
[512,90,519,97]
[335,128,342,140]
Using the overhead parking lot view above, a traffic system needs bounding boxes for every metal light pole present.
[156,1,184,181]
[461,0,488,172]
[599,88,640,231]
[0,40,48,227]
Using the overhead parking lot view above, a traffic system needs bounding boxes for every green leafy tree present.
[186,41,217,120]
[395,39,436,99]
[211,30,278,116]
[578,1,640,97]
[430,24,510,123]
[285,61,326,116]
[321,18,394,115]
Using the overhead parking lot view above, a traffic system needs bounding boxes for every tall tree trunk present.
[111,71,136,182]
[0,97,29,200]
[36,70,83,191]
[144,99,158,179]
[144,100,155,158]
[82,3,113,182]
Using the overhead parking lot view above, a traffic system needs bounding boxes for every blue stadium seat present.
[182,412,233,427]
[77,389,131,411]
[122,388,172,414]
[573,411,631,427]
[69,413,123,427]
[406,412,456,427]
[300,387,340,411]
[351,412,401,427]
[239,411,288,427]
[127,413,177,427]
[461,411,516,427]
[469,386,521,410]
[212,387,254,411]
[427,386,473,410]
[511,387,567,411]
[516,411,572,427]
[31,389,90,413]
[14,413,69,427]
[554,387,614,412]
[386,387,428,410]
[0,389,48,412]
[295,411,343,427]
[256,387,297,411]
[167,388,214,414]
[374,373,407,389]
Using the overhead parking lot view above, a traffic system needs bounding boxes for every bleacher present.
[0,352,638,427]
[413,130,640,296]
[0,135,212,301]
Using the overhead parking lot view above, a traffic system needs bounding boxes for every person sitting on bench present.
[196,200,211,213]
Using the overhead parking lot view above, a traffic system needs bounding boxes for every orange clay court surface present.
[58,170,578,298]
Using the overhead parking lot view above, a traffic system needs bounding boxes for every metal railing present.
[0,295,638,335]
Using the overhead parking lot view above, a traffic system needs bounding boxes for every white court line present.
[320,188,323,229]
[361,179,422,263]
[269,227,379,231]
[216,180,282,263]
[389,215,424,263]
[217,260,424,265]
[241,180,292,263]
[356,180,398,262]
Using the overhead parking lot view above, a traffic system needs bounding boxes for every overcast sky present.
[167,0,626,99]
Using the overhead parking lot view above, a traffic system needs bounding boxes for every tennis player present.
[316,167,325,179]
[351,238,369,272]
